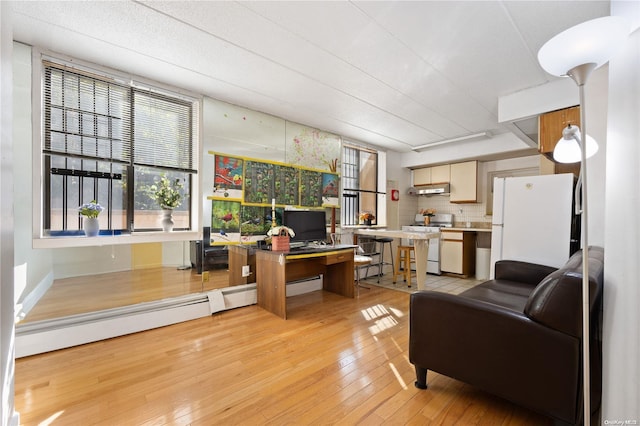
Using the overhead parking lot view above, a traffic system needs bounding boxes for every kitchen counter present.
[354,229,439,291]
[447,227,492,232]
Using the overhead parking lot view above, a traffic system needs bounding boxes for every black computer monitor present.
[282,210,327,244]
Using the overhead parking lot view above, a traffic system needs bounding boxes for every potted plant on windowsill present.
[149,174,184,232]
[359,212,375,227]
[78,200,104,237]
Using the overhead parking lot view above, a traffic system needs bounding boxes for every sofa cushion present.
[494,260,558,286]
[524,246,604,338]
[459,280,534,312]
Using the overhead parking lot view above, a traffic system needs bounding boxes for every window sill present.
[32,231,199,249]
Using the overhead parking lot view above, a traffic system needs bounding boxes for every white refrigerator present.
[489,173,574,278]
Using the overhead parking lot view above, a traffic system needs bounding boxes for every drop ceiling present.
[11,1,610,153]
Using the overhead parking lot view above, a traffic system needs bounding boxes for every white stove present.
[402,213,453,275]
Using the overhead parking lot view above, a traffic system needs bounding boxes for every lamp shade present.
[553,125,599,163]
[538,16,630,76]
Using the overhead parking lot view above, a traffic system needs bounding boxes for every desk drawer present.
[321,252,352,265]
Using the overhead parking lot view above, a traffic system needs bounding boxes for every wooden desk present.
[256,246,355,319]
[228,245,257,285]
[354,229,439,291]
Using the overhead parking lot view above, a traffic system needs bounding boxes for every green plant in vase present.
[148,174,183,231]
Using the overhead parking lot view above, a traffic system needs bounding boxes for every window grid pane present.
[44,66,131,163]
[341,146,379,226]
[133,167,191,231]
[133,90,194,172]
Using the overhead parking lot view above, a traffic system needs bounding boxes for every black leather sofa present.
[409,247,604,425]
[190,227,228,274]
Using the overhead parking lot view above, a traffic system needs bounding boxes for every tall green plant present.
[148,174,183,209]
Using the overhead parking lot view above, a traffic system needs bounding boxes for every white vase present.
[83,217,100,237]
[162,208,174,232]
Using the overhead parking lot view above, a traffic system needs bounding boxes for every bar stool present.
[354,254,373,290]
[373,237,395,282]
[393,245,415,286]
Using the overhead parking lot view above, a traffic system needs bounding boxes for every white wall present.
[602,1,640,421]
[51,245,132,280]
[0,3,17,425]
[385,150,415,228]
[583,65,609,247]
[12,43,53,299]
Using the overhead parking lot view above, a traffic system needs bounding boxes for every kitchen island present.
[354,229,440,290]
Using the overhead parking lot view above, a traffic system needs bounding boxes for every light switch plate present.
[242,265,250,277]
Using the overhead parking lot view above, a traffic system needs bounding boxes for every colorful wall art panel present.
[210,200,241,245]
[299,169,323,207]
[213,155,243,199]
[273,164,299,205]
[238,205,282,244]
[208,150,341,244]
[244,161,274,204]
[322,173,340,207]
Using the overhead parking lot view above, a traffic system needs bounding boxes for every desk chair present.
[354,254,373,290]
[357,237,378,280]
[393,245,415,286]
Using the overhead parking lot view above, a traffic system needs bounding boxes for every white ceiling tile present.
[12,0,609,153]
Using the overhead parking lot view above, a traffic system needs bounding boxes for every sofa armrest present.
[494,260,558,286]
[410,291,580,423]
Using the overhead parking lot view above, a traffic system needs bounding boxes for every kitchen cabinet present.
[450,161,477,203]
[413,167,431,186]
[431,164,450,183]
[413,164,450,186]
[440,230,476,277]
[539,106,581,177]
[539,106,580,153]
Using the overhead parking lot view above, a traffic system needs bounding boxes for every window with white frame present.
[42,59,198,236]
[341,144,379,226]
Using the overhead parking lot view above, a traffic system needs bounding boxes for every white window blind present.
[43,61,131,165]
[133,90,195,173]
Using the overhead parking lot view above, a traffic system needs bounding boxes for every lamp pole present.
[566,62,596,425]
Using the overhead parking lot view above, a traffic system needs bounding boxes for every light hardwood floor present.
[15,274,552,425]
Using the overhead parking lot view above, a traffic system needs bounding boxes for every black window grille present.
[341,145,379,226]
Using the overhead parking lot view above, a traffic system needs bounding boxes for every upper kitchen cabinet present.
[450,161,478,203]
[413,167,431,186]
[431,165,450,183]
[413,164,450,186]
[539,106,580,154]
[539,106,581,176]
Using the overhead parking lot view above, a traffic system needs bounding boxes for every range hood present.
[408,183,450,196]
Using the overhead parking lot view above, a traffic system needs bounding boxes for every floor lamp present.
[538,16,630,426]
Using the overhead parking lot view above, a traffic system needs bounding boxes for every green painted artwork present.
[300,169,323,207]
